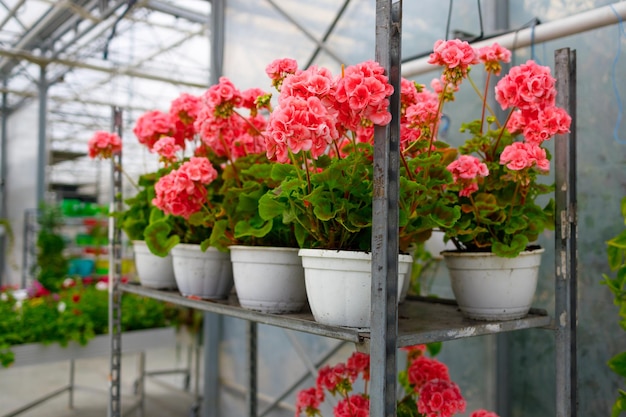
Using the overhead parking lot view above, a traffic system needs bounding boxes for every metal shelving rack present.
[108,1,577,416]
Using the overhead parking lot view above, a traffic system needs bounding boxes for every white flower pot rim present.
[299,248,412,261]
[230,245,299,252]
[441,247,544,258]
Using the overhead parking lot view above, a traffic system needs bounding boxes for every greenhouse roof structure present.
[0,0,212,188]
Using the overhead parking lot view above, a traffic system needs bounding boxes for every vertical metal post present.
[36,65,47,206]
[202,313,222,417]
[554,48,577,417]
[370,1,402,416]
[246,322,258,417]
[108,107,124,417]
[0,79,8,286]
[201,1,225,416]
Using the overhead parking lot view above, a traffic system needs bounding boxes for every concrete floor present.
[0,346,200,417]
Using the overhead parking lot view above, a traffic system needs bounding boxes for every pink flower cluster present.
[418,379,466,417]
[294,346,497,417]
[88,131,122,159]
[132,110,176,150]
[477,43,511,76]
[295,351,370,417]
[194,77,268,160]
[499,141,549,172]
[152,157,218,219]
[265,59,393,163]
[446,155,489,197]
[428,39,478,85]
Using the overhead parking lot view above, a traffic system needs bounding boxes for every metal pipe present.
[403,1,626,77]
[36,65,47,205]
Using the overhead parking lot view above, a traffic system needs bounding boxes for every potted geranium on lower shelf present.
[414,39,572,321]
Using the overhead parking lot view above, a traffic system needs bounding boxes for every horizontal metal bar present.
[119,284,365,344]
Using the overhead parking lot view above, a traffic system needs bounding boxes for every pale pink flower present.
[447,155,489,197]
[152,136,181,162]
[477,42,511,75]
[88,131,122,159]
[499,141,531,171]
[428,39,478,85]
[495,60,556,111]
[506,110,525,134]
[447,155,489,181]
[334,60,394,130]
[265,57,298,89]
[522,106,571,145]
[525,143,550,172]
[240,87,269,110]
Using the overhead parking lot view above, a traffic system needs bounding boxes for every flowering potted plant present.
[258,59,457,326]
[411,39,571,320]
[295,344,500,417]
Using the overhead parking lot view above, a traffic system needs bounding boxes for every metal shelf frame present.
[108,1,577,416]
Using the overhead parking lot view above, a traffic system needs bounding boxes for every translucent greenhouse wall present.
[219,1,626,416]
[4,101,40,286]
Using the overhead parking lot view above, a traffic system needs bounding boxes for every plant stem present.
[114,163,140,192]
[490,109,514,161]
[467,75,500,128]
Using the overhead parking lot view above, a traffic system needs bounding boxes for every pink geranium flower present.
[88,131,122,159]
[470,409,500,417]
[418,379,466,417]
[133,110,176,150]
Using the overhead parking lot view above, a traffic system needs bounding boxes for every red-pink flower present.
[346,351,370,382]
[522,106,571,145]
[447,155,489,180]
[334,394,369,417]
[266,57,298,89]
[133,110,176,150]
[447,155,489,197]
[428,39,478,85]
[88,131,122,159]
[495,60,556,112]
[499,142,530,170]
[153,136,181,163]
[295,387,322,417]
[334,60,394,131]
[477,43,511,75]
[407,356,450,391]
[152,157,217,219]
[418,379,466,417]
[170,93,202,146]
[470,409,500,417]
[316,363,349,395]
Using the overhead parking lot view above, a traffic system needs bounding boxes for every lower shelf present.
[119,283,552,347]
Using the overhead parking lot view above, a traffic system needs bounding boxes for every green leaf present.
[258,193,286,221]
[608,245,625,271]
[492,234,529,258]
[144,219,179,257]
[234,219,273,239]
[609,351,626,378]
[611,390,626,417]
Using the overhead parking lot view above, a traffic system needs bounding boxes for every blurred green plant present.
[602,196,626,417]
[0,279,188,367]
